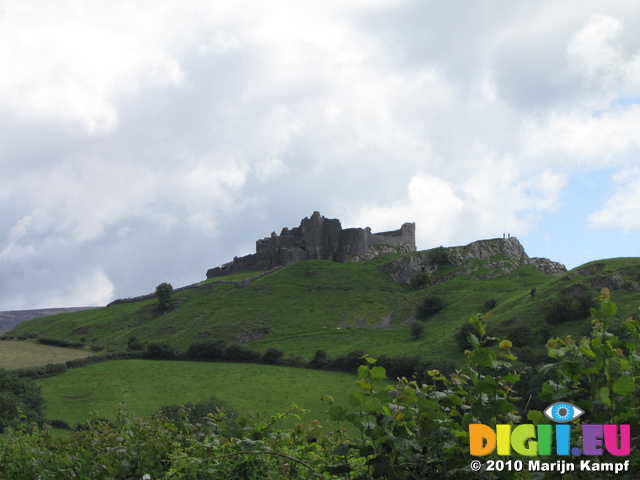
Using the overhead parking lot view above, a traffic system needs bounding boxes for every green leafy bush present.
[309,349,330,369]
[36,337,84,349]
[187,339,227,360]
[0,369,44,433]
[429,245,450,266]
[410,320,425,339]
[145,342,179,360]
[261,347,285,364]
[223,344,261,363]
[154,396,238,427]
[544,292,595,323]
[483,298,498,310]
[409,271,431,290]
[417,294,447,319]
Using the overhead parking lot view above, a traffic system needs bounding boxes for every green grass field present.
[38,360,359,427]
[0,341,92,369]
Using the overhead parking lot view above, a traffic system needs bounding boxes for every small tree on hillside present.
[155,282,174,312]
[410,321,425,339]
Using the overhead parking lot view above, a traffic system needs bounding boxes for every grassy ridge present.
[37,360,356,427]
[6,254,640,364]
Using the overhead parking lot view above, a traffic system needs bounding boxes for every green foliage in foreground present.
[2,291,640,479]
[0,370,44,434]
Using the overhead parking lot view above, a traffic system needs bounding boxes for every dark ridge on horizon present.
[0,307,99,332]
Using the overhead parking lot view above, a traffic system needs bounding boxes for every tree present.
[155,282,174,312]
[410,321,425,339]
[0,369,44,432]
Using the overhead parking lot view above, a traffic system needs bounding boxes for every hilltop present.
[6,230,639,364]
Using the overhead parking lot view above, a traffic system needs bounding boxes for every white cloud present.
[0,1,188,134]
[3,1,640,309]
[588,166,640,231]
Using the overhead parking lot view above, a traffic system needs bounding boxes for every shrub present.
[429,245,450,266]
[483,298,498,310]
[544,292,595,323]
[331,349,366,372]
[261,348,284,365]
[309,349,330,369]
[187,340,227,360]
[410,321,425,339]
[155,396,238,428]
[145,342,178,360]
[454,322,477,351]
[36,337,84,349]
[224,344,261,363]
[409,272,430,290]
[416,294,446,319]
[127,336,143,351]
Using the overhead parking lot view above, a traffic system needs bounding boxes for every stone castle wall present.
[206,212,416,278]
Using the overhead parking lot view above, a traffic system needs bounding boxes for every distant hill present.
[3,237,640,364]
[0,307,98,332]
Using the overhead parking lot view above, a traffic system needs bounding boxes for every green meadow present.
[37,360,358,427]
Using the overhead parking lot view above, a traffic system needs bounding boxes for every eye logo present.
[544,402,585,423]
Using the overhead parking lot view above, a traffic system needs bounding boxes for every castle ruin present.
[206,212,416,278]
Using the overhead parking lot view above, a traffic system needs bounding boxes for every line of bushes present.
[12,352,146,380]
[35,337,85,349]
[180,340,458,384]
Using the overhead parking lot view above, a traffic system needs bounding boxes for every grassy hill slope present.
[5,243,640,364]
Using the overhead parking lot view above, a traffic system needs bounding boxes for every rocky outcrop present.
[206,212,416,279]
[380,237,566,286]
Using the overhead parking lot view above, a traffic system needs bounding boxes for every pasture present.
[0,340,92,370]
[38,360,359,427]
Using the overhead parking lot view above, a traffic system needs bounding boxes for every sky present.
[2,0,640,310]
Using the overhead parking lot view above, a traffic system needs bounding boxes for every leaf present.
[327,464,352,474]
[475,376,497,395]
[370,366,387,381]
[471,347,497,368]
[602,301,618,319]
[332,444,350,456]
[503,373,520,384]
[527,410,546,425]
[328,405,347,421]
[599,386,611,407]
[579,344,596,359]
[466,332,480,347]
[612,375,635,396]
[469,314,486,337]
[499,340,512,349]
[348,392,365,406]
